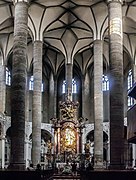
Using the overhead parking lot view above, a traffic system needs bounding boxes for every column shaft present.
[32,40,43,166]
[25,140,29,168]
[11,1,28,170]
[133,65,136,104]
[94,40,103,169]
[57,128,60,154]
[79,131,83,154]
[0,137,5,169]
[49,73,54,120]
[65,63,73,101]
[108,0,124,169]
[54,78,57,117]
[82,77,85,118]
[132,144,136,167]
[133,64,136,82]
[0,65,6,113]
[25,75,30,122]
[76,128,79,154]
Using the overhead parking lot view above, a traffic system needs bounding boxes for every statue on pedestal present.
[47,140,52,154]
[85,141,91,161]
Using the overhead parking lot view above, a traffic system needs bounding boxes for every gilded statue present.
[61,105,75,119]
[65,128,75,146]
[85,141,90,153]
[60,126,76,152]
[47,140,52,154]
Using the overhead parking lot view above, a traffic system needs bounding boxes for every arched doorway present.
[5,127,11,167]
[29,129,53,169]
[86,130,108,163]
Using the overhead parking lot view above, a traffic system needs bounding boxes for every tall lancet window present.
[29,75,44,92]
[62,80,66,94]
[6,67,11,86]
[62,79,77,94]
[127,69,134,108]
[29,76,34,90]
[102,75,109,91]
[72,79,77,93]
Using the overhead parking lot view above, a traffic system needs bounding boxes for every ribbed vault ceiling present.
[0,0,136,76]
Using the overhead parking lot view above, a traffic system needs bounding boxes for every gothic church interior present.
[0,0,136,172]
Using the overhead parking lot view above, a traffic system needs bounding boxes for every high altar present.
[51,98,84,162]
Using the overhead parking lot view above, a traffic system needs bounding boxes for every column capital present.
[13,0,30,5]
[107,0,123,4]
[33,40,43,44]
[93,39,103,44]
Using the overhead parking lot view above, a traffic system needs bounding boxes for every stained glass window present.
[6,67,11,86]
[102,75,109,91]
[62,79,77,94]
[127,69,134,108]
[29,75,43,92]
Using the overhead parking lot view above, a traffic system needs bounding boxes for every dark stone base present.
[0,169,53,180]
[108,163,125,170]
[8,163,26,170]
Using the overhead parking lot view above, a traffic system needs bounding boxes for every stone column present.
[82,128,86,154]
[108,0,124,169]
[93,40,103,169]
[65,63,73,101]
[57,127,61,154]
[1,137,5,169]
[133,64,136,105]
[54,77,57,118]
[25,75,30,122]
[32,40,43,166]
[132,144,136,167]
[133,64,136,83]
[107,141,110,167]
[25,139,29,168]
[76,128,80,154]
[0,65,6,113]
[10,0,28,170]
[49,73,54,120]
[0,121,6,169]
[79,128,83,154]
[0,65,6,169]
[82,76,85,118]
[54,130,57,154]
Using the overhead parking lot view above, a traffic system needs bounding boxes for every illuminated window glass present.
[127,69,134,108]
[29,75,43,92]
[62,79,77,94]
[29,76,34,90]
[127,69,133,90]
[128,96,133,108]
[6,67,11,86]
[102,75,109,91]
[62,80,66,94]
[72,79,77,93]
[41,83,44,92]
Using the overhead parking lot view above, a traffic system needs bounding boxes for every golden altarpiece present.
[51,98,85,163]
